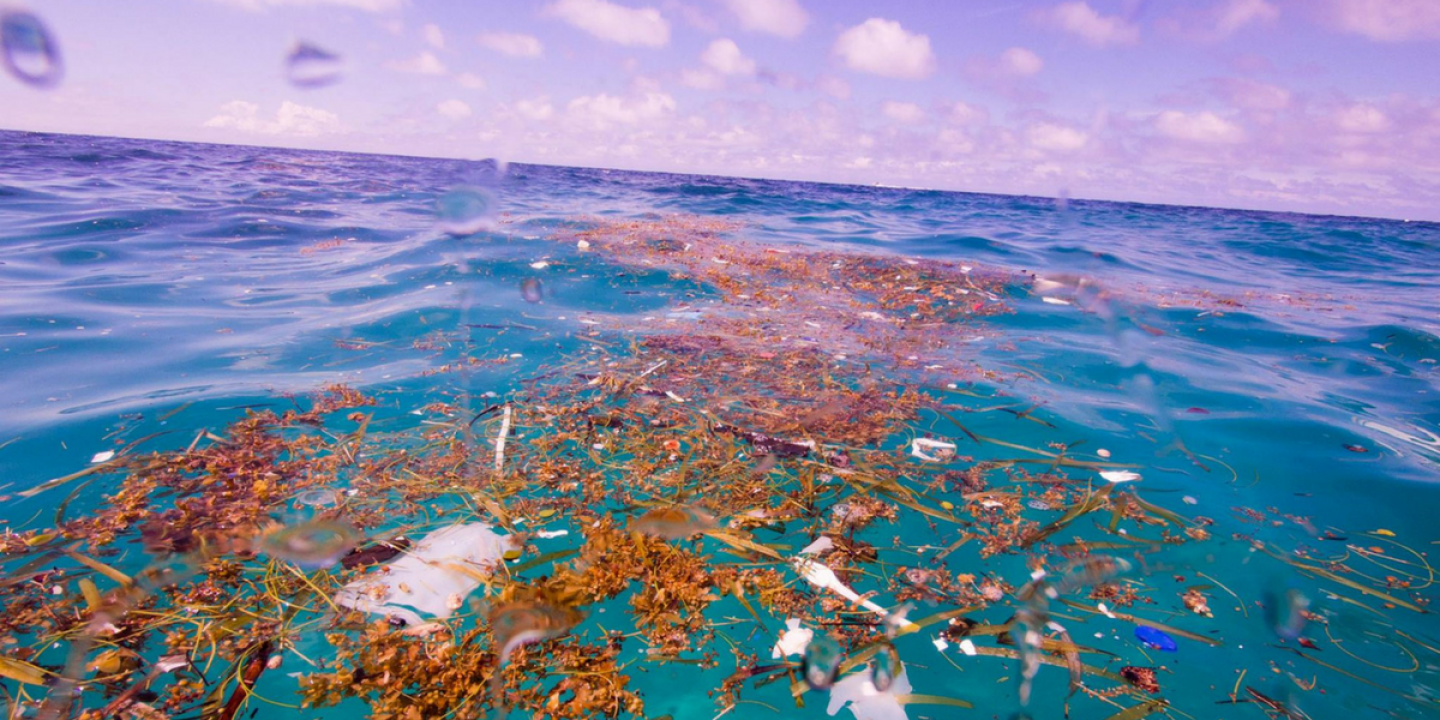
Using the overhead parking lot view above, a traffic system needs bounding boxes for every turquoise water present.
[2,129,1439,720]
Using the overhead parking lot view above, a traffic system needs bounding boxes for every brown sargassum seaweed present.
[0,217,1432,720]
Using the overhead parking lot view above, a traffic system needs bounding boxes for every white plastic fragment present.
[794,557,890,616]
[1098,602,1116,619]
[1183,495,1198,505]
[335,523,513,626]
[958,639,977,656]
[1096,448,1111,458]
[772,618,814,659]
[799,536,835,556]
[1100,470,1141,483]
[90,450,115,464]
[910,438,956,463]
[535,529,569,539]
[529,261,549,269]
[931,637,949,652]
[1041,296,1071,305]
[494,404,512,471]
[827,662,912,720]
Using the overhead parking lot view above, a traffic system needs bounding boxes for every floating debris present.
[336,522,511,625]
[771,618,813,659]
[1134,626,1178,652]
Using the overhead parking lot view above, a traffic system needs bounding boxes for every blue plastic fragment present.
[1134,625,1178,652]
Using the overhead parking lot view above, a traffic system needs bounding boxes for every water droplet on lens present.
[285,41,343,88]
[258,519,357,569]
[520,278,543,304]
[872,644,899,691]
[489,602,581,666]
[801,632,843,690]
[1,11,62,88]
[294,488,339,507]
[437,185,496,237]
[630,504,717,540]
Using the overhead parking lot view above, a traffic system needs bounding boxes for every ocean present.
[1,129,1438,720]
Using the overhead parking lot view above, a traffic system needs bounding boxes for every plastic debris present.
[826,662,912,720]
[1134,626,1178,652]
[336,523,513,626]
[771,618,813,659]
[910,438,956,462]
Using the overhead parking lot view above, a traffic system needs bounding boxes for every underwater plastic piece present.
[1134,626,1177,652]
[802,632,844,691]
[257,519,357,570]
[826,660,912,720]
[335,522,513,625]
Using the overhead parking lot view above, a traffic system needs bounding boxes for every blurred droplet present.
[437,185,497,237]
[631,504,716,540]
[258,519,357,569]
[801,632,843,691]
[489,602,581,666]
[520,277,543,304]
[872,644,900,691]
[294,488,339,507]
[1053,555,1132,595]
[1,10,62,88]
[285,41,343,88]
[1264,586,1310,640]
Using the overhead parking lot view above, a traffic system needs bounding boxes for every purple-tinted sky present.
[3,0,1439,220]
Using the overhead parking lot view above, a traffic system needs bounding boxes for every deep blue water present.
[2,130,1440,719]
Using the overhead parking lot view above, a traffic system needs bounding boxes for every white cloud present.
[882,101,925,124]
[1155,110,1245,143]
[437,99,472,119]
[1328,0,1440,41]
[1028,122,1088,151]
[816,75,850,100]
[516,97,556,121]
[999,47,1043,76]
[722,0,808,38]
[455,72,486,90]
[949,101,985,125]
[209,0,401,12]
[389,51,447,75]
[567,91,677,128]
[203,100,341,136]
[1213,77,1290,111]
[1336,103,1390,133]
[701,38,756,76]
[681,68,724,90]
[1040,2,1140,46]
[1215,0,1278,36]
[833,18,936,79]
[478,32,545,58]
[423,23,445,50]
[545,0,670,47]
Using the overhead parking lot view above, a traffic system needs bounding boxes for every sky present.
[2,0,1440,221]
